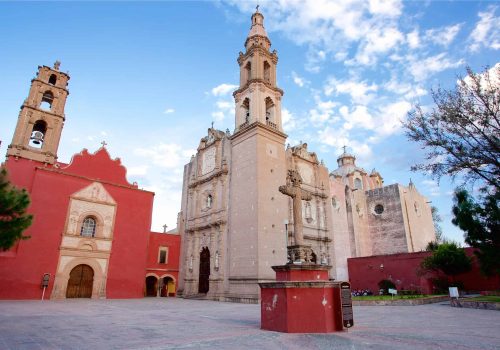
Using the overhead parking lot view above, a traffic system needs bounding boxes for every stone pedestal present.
[259,263,352,333]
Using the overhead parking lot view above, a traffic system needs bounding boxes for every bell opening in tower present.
[40,91,54,111]
[29,120,47,149]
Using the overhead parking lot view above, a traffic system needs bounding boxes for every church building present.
[0,62,180,299]
[176,9,435,302]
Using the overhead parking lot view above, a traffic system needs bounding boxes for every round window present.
[374,204,384,215]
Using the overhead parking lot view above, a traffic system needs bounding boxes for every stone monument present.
[259,169,354,333]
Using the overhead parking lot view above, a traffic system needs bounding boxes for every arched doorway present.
[66,264,94,298]
[145,276,158,297]
[160,276,176,297]
[198,247,210,294]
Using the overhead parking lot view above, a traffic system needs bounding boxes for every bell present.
[31,131,44,145]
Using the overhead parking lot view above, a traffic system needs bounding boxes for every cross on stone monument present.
[342,145,347,154]
[279,169,312,246]
[162,224,168,233]
[101,141,107,147]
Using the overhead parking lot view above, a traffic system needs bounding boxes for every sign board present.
[388,288,397,295]
[340,282,354,328]
[449,287,459,298]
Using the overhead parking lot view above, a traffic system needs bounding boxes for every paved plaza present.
[0,298,499,349]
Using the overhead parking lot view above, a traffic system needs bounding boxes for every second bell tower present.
[7,61,70,164]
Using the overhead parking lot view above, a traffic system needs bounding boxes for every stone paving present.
[0,298,499,349]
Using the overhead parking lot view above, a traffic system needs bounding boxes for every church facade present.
[0,63,180,300]
[177,10,435,302]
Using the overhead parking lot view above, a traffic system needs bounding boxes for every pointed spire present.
[245,7,270,50]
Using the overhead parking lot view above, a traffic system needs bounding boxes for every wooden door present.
[66,264,94,298]
[145,276,158,297]
[198,247,210,294]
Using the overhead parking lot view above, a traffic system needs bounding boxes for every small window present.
[354,178,363,190]
[40,91,54,110]
[374,204,384,215]
[49,74,57,85]
[206,194,213,208]
[80,217,96,237]
[245,61,251,83]
[158,247,168,264]
[263,61,271,82]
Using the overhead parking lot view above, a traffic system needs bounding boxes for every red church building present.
[0,62,179,299]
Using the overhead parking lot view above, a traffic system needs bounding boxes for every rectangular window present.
[158,247,168,264]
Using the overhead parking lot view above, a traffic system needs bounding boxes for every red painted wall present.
[347,248,500,294]
[0,151,155,300]
[146,232,180,290]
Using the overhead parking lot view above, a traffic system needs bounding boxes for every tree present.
[431,206,443,242]
[403,65,500,190]
[452,189,500,276]
[420,242,472,280]
[0,168,33,250]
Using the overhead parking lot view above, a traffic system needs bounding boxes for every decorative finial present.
[211,121,214,129]
[101,140,107,147]
[53,60,61,70]
[256,4,260,13]
[162,224,168,233]
[342,145,348,154]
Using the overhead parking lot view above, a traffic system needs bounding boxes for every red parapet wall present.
[347,248,500,294]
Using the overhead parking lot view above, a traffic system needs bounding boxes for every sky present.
[0,1,498,242]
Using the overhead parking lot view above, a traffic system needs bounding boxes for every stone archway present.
[160,275,176,297]
[145,275,158,297]
[198,247,210,294]
[66,264,94,298]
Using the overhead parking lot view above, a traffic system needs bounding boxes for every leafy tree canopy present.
[404,65,499,190]
[0,168,33,250]
[421,242,472,277]
[452,189,500,276]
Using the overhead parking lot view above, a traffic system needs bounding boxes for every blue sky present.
[1,1,498,242]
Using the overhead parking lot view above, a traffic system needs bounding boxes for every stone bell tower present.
[233,9,284,131]
[7,61,70,164]
[227,8,289,300]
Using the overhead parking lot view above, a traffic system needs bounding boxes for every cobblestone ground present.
[0,298,499,349]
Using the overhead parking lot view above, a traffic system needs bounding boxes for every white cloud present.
[211,111,225,122]
[406,29,420,49]
[309,98,338,125]
[375,100,411,136]
[325,77,378,104]
[425,24,462,47]
[291,71,308,87]
[468,6,500,52]
[164,108,175,114]
[216,100,232,110]
[422,179,441,197]
[339,105,374,130]
[134,143,195,169]
[409,53,464,81]
[353,26,404,65]
[127,165,149,176]
[211,83,238,96]
[368,0,402,17]
[282,108,296,132]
